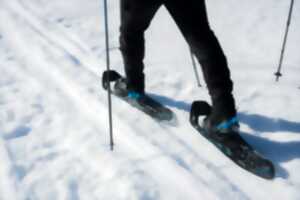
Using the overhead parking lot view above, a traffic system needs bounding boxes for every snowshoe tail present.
[190,101,211,126]
[102,70,122,90]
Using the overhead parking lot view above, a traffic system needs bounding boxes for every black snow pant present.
[120,0,236,121]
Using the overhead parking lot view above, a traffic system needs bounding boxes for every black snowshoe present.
[102,70,175,122]
[190,101,275,180]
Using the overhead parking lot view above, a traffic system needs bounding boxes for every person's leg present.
[164,0,236,125]
[120,0,162,93]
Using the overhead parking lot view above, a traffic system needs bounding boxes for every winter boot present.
[113,75,174,121]
[201,94,248,158]
[114,77,145,99]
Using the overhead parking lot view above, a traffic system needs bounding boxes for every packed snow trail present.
[0,0,300,199]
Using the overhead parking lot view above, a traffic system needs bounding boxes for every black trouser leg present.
[120,0,162,93]
[164,0,236,122]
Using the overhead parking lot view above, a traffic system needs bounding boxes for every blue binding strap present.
[217,116,239,130]
[128,91,142,100]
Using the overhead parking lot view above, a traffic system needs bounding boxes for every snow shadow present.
[65,53,81,66]
[68,180,80,200]
[148,93,191,112]
[3,125,31,140]
[150,93,300,134]
[239,113,300,133]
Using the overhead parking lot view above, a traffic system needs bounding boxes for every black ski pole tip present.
[274,72,282,81]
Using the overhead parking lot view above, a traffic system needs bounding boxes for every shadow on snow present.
[149,93,300,134]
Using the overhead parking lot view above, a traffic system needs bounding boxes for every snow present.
[0,0,299,199]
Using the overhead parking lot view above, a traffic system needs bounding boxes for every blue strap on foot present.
[217,116,239,131]
[128,91,142,100]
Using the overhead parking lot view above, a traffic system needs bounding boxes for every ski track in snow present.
[0,1,244,199]
[0,0,300,199]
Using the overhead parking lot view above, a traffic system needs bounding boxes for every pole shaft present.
[103,0,114,150]
[275,0,294,81]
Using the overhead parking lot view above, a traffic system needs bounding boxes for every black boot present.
[114,77,145,98]
[201,93,243,155]
[208,94,237,127]
[111,73,174,121]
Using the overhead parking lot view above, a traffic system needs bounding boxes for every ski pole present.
[190,48,202,87]
[275,0,295,81]
[103,0,114,150]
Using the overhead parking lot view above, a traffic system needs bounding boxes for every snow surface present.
[0,0,300,199]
